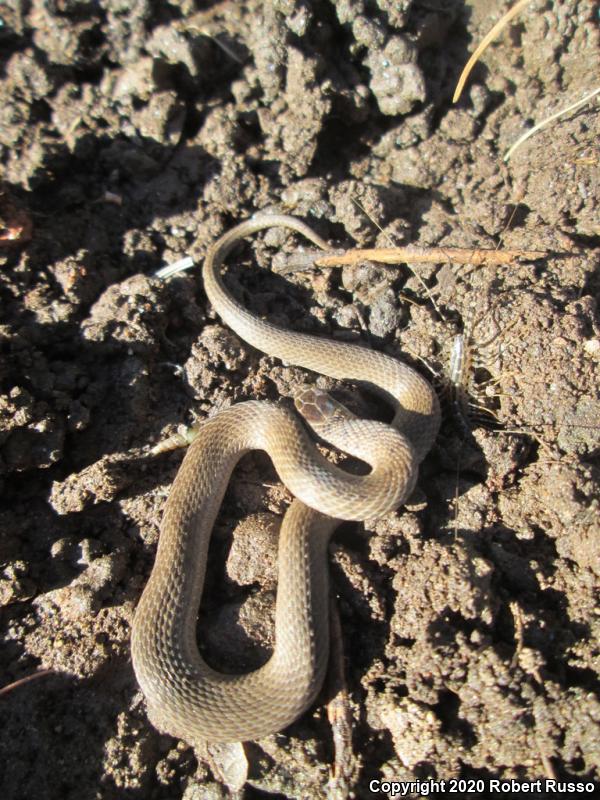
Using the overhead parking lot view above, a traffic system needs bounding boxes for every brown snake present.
[131,214,440,743]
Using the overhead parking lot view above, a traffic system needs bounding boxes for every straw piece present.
[504,86,600,161]
[453,0,533,103]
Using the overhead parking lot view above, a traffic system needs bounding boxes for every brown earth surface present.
[1,1,599,798]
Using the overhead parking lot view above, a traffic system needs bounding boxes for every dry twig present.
[278,244,547,272]
[0,669,55,698]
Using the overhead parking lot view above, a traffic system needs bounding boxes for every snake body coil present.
[131,215,440,743]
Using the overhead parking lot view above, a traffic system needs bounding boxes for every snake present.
[131,214,440,743]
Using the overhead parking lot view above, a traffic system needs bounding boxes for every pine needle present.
[453,0,533,103]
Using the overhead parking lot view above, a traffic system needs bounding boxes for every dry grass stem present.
[453,0,533,103]
[504,86,600,161]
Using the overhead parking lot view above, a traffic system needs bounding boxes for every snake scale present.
[131,214,440,743]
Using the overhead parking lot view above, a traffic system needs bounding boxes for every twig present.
[536,734,558,780]
[0,669,55,698]
[327,598,354,796]
[278,244,547,272]
[349,195,446,321]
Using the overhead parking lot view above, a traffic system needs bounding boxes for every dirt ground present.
[1,1,599,798]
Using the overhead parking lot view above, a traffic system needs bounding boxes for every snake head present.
[294,387,356,426]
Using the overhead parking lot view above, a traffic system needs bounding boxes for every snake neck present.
[202,215,440,458]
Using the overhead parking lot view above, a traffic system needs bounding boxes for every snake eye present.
[315,391,336,417]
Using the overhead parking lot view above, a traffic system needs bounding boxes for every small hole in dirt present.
[564,665,600,694]
[434,689,476,744]
[334,521,367,552]
[428,609,478,643]
[569,756,585,771]
[502,203,530,228]
[30,99,52,123]
[394,636,416,648]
